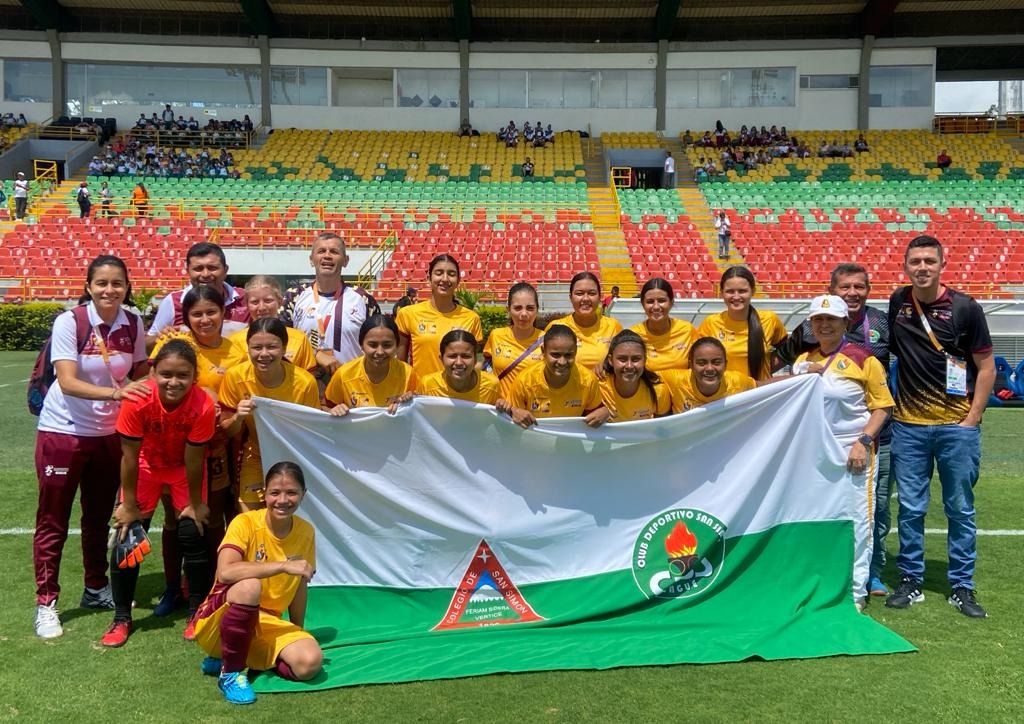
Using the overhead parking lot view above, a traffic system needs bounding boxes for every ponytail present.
[746,305,765,379]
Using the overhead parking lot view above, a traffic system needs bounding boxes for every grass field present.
[0,349,1021,722]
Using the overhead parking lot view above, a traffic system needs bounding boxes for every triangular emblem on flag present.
[433,539,544,631]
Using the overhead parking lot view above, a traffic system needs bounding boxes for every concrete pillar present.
[459,39,470,122]
[858,34,875,131]
[258,34,272,127]
[48,29,63,120]
[656,39,668,132]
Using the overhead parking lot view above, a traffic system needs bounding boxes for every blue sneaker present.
[868,576,889,597]
[200,656,222,676]
[218,671,256,705]
[154,586,185,617]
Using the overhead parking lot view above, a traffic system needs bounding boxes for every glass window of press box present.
[396,69,459,108]
[868,66,932,107]
[3,59,53,103]
[65,63,261,116]
[271,66,327,106]
[666,68,796,108]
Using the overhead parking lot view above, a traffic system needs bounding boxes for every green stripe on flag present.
[253,521,914,692]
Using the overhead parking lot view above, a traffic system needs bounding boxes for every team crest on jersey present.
[418,322,438,334]
[836,359,849,370]
[255,543,267,562]
[631,509,726,600]
[868,329,881,344]
[899,304,914,318]
[531,400,551,414]
[433,539,544,631]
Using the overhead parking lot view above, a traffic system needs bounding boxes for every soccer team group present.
[31,230,994,704]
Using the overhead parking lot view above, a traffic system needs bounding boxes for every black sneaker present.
[885,577,924,609]
[948,587,987,618]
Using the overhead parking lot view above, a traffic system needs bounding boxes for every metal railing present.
[355,231,398,289]
[933,114,1024,136]
[126,128,256,148]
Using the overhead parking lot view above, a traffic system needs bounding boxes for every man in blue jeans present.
[886,235,995,618]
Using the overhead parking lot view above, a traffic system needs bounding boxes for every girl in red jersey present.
[101,339,216,648]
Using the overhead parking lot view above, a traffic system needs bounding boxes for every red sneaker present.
[100,620,132,648]
[183,614,197,642]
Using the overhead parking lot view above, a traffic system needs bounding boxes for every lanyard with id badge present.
[910,294,967,396]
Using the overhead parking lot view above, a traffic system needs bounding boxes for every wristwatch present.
[857,433,874,447]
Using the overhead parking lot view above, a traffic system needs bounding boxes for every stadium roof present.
[1,0,1023,48]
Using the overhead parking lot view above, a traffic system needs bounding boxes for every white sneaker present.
[35,602,64,639]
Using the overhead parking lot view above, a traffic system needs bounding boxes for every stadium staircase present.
[588,187,638,298]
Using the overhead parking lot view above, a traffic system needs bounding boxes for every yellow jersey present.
[509,363,603,418]
[599,376,672,421]
[395,301,483,379]
[219,510,316,616]
[546,314,623,370]
[219,361,320,482]
[482,326,544,399]
[418,370,501,404]
[150,331,246,398]
[629,318,696,372]
[229,326,317,372]
[661,369,757,413]
[323,357,417,409]
[696,309,788,380]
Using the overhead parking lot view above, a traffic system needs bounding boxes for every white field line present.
[0,377,29,388]
[1,527,1022,537]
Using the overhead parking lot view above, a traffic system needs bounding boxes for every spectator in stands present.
[818,140,831,158]
[187,116,199,131]
[99,181,113,217]
[714,211,731,259]
[885,235,994,619]
[505,121,519,148]
[134,114,147,129]
[242,115,254,132]
[76,182,91,218]
[602,286,620,313]
[458,118,473,137]
[161,104,175,129]
[13,171,29,220]
[521,157,534,178]
[1,112,15,128]
[543,124,554,144]
[663,151,675,189]
[131,182,149,218]
[697,131,713,147]
[936,149,952,170]
[392,287,418,317]
[147,242,249,346]
[682,130,694,146]
[714,120,727,147]
[523,122,535,144]
[839,140,853,158]
[16,113,27,128]
[855,134,869,153]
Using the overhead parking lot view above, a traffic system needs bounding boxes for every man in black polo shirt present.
[885,235,995,618]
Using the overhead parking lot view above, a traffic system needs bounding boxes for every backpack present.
[27,306,139,416]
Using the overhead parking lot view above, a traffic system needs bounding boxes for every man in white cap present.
[13,171,29,219]
[793,294,894,612]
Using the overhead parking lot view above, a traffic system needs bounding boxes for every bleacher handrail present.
[126,127,255,148]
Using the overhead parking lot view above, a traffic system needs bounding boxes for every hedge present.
[0,302,66,351]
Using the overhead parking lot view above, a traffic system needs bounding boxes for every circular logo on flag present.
[631,508,727,600]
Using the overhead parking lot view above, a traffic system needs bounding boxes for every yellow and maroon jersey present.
[629,318,696,372]
[395,301,483,379]
[599,376,672,421]
[545,314,623,371]
[324,357,417,409]
[696,309,787,381]
[797,343,894,442]
[509,363,603,418]
[418,370,501,404]
[660,369,756,414]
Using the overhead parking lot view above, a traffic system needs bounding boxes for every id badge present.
[945,354,968,397]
